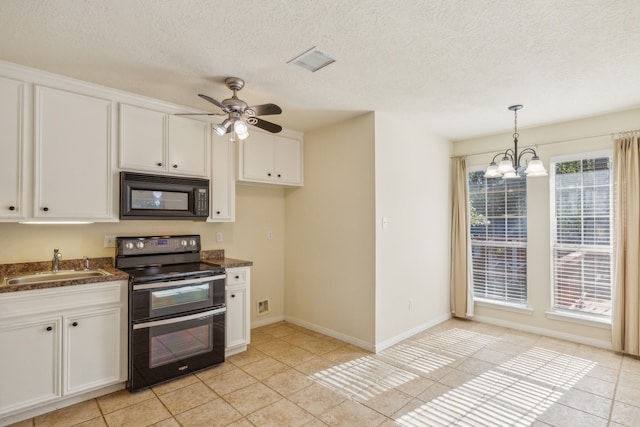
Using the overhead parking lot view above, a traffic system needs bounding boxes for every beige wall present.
[0,185,286,326]
[374,111,452,348]
[284,113,377,347]
[454,107,640,347]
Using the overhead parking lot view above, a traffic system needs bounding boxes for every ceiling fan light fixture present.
[233,119,248,134]
[213,118,231,136]
[288,46,336,72]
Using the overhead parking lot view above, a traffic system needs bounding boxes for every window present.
[468,170,527,305]
[551,153,613,319]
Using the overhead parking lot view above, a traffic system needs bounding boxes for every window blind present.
[552,156,612,317]
[468,171,527,304]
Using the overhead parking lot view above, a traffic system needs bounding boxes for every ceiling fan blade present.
[174,113,223,116]
[250,118,283,133]
[198,94,228,111]
[247,103,282,116]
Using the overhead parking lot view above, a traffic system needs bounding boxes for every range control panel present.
[116,235,200,256]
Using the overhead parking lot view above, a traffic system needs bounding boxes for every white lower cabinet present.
[0,282,126,421]
[64,308,121,395]
[0,316,61,414]
[225,267,250,356]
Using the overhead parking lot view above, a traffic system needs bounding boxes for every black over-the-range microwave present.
[120,171,209,220]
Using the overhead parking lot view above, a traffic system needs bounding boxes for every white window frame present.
[548,150,613,324]
[467,165,529,308]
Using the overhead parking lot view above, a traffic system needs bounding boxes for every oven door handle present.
[132,307,226,330]
[132,274,226,291]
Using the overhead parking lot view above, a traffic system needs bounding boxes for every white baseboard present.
[472,314,612,349]
[259,314,453,354]
[284,315,376,352]
[0,382,125,427]
[251,314,285,329]
[373,312,453,353]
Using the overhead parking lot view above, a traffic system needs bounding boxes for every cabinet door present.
[34,86,113,220]
[226,286,248,350]
[0,317,61,415]
[241,132,275,181]
[210,134,235,221]
[119,104,166,173]
[168,115,209,177]
[274,136,302,185]
[0,76,26,220]
[64,308,121,395]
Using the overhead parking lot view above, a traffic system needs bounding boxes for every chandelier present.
[484,105,547,179]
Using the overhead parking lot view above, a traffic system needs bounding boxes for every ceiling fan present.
[178,77,283,140]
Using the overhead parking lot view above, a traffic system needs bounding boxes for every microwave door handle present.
[132,274,226,291]
[132,307,226,329]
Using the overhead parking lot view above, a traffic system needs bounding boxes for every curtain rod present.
[452,129,640,159]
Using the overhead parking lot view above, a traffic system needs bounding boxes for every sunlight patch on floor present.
[395,347,596,427]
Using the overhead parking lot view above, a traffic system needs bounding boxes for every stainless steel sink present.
[4,269,112,286]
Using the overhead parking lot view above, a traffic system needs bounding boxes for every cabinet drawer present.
[226,269,247,286]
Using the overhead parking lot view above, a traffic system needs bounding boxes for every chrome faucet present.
[83,256,90,271]
[52,249,62,272]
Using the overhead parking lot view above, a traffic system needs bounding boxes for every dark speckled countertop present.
[200,250,253,268]
[0,251,252,294]
[0,257,129,294]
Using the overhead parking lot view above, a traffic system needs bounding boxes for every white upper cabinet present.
[119,104,209,178]
[239,130,303,186]
[118,104,165,173]
[209,134,236,222]
[168,115,210,176]
[33,86,114,221]
[0,76,26,221]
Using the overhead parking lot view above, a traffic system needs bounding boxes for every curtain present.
[450,157,474,318]
[613,132,640,355]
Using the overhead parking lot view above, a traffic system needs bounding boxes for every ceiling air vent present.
[288,47,336,72]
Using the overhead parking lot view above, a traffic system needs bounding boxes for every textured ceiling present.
[1,0,640,140]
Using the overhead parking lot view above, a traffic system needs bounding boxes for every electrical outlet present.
[104,236,116,248]
[267,231,273,240]
[216,231,223,243]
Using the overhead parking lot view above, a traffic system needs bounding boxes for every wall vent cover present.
[257,299,270,316]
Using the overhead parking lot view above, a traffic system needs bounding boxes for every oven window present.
[151,284,211,310]
[131,190,189,210]
[150,324,212,368]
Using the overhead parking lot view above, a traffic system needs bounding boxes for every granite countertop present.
[0,257,129,294]
[200,250,253,268]
[0,251,253,294]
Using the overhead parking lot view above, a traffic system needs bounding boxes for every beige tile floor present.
[10,318,640,426]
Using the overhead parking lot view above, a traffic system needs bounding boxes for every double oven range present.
[115,235,226,391]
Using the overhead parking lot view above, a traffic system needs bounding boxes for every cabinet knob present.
[42,207,49,212]
[8,206,16,211]
[173,164,178,169]
[157,162,163,167]
[46,326,53,332]
[72,321,79,327]
[235,275,240,279]
[216,211,221,215]
[231,294,236,298]
[277,174,282,178]
[267,172,272,177]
